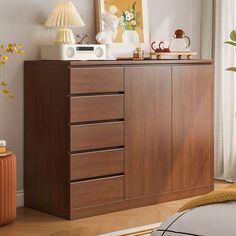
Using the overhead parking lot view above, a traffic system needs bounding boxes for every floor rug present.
[100,223,161,236]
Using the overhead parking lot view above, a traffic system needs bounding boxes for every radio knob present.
[66,47,76,58]
[95,47,104,58]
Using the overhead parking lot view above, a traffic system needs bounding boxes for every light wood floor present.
[0,181,230,236]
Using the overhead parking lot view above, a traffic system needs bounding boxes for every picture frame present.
[95,0,150,59]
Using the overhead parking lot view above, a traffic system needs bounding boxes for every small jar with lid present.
[133,47,144,60]
[0,140,6,153]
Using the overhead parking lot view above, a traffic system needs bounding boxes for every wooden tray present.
[150,51,197,60]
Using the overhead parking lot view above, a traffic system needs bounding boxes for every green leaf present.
[226,67,236,72]
[230,30,236,42]
[225,41,236,47]
[132,1,136,11]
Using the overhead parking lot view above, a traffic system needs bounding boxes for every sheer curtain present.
[214,0,236,182]
[201,0,214,59]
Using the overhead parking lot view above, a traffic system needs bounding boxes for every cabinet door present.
[125,66,172,198]
[172,65,214,190]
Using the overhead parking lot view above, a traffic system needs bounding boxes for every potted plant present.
[120,1,141,43]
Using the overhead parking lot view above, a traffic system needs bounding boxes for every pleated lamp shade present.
[45,0,85,44]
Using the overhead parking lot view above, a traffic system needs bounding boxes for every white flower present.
[120,16,124,21]
[131,20,136,26]
[125,11,130,16]
[126,15,131,21]
[129,13,134,19]
[110,5,117,14]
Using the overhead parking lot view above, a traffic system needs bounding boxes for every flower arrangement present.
[120,1,140,31]
[0,43,24,98]
[225,30,236,72]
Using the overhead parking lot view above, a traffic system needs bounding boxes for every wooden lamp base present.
[0,152,16,226]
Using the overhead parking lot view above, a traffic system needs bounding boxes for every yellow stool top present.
[0,150,13,157]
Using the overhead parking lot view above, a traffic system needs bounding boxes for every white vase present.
[122,30,140,44]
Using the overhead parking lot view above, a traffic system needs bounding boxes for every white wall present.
[149,0,202,55]
[0,0,203,200]
[0,0,96,196]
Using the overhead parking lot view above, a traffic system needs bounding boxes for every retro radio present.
[41,44,106,61]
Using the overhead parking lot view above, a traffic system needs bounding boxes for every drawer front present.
[70,68,124,94]
[70,176,124,208]
[70,122,124,151]
[70,149,124,180]
[70,95,124,123]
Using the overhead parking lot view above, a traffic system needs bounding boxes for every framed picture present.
[95,0,150,58]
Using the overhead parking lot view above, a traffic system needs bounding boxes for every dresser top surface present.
[25,59,213,67]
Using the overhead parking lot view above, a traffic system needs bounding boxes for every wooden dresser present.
[24,60,214,220]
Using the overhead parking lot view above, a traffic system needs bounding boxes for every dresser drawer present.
[70,122,124,152]
[70,149,124,180]
[70,95,124,123]
[70,68,124,94]
[70,176,124,208]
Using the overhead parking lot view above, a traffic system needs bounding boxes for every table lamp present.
[45,0,85,45]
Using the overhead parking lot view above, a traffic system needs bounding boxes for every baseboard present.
[17,190,24,207]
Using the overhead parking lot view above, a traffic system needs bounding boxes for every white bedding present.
[151,201,236,236]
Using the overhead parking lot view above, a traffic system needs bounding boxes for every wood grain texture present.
[25,59,213,66]
[70,149,124,180]
[70,95,124,123]
[24,63,69,219]
[125,66,172,198]
[70,67,124,94]
[95,0,101,33]
[70,122,124,152]
[70,184,213,219]
[70,176,124,209]
[0,181,223,236]
[69,60,213,66]
[24,60,214,220]
[172,65,214,190]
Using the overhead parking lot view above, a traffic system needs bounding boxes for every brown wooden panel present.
[70,67,124,94]
[24,60,214,220]
[70,149,124,180]
[70,95,124,123]
[26,59,213,67]
[172,65,214,190]
[70,184,213,219]
[70,176,124,208]
[24,63,69,219]
[70,122,124,152]
[69,60,213,66]
[125,66,172,198]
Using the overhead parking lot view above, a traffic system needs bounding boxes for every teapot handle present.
[159,41,164,50]
[151,41,164,52]
[151,42,157,52]
[184,36,191,48]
